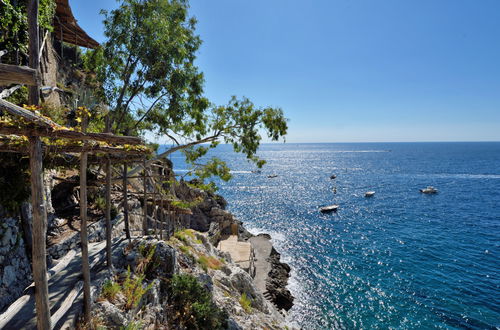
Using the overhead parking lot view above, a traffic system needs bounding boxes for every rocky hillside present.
[0,164,295,329]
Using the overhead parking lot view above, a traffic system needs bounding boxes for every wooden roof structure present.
[53,0,100,49]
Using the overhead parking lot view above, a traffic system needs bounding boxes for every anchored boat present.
[319,204,339,213]
[365,191,375,197]
[420,186,438,194]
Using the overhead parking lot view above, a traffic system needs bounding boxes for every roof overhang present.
[53,0,100,49]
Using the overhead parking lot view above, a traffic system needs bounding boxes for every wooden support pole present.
[123,163,131,241]
[142,158,148,235]
[27,1,50,329]
[79,118,91,323]
[27,1,39,106]
[105,156,112,269]
[152,174,157,237]
[29,137,51,330]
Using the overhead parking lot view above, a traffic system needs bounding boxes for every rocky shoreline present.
[177,179,294,313]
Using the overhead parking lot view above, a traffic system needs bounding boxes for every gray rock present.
[98,301,127,326]
[2,265,16,286]
[197,273,213,292]
[230,267,268,313]
[1,227,12,246]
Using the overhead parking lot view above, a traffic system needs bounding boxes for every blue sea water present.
[167,142,500,329]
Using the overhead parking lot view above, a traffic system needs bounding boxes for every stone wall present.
[0,217,32,312]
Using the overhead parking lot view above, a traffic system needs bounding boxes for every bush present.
[239,293,252,313]
[122,267,153,310]
[101,280,121,301]
[197,255,223,271]
[169,274,228,329]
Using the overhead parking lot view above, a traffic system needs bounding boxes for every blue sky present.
[71,0,500,142]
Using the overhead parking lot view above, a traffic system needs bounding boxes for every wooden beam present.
[0,140,149,156]
[0,98,57,128]
[0,118,144,145]
[0,63,39,86]
[79,119,91,323]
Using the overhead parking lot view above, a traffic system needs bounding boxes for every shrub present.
[197,255,223,271]
[239,293,252,313]
[169,274,228,329]
[174,231,188,243]
[122,267,153,310]
[101,280,121,301]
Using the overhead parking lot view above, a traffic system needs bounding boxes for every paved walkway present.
[248,235,273,293]
[217,235,252,271]
[0,239,125,329]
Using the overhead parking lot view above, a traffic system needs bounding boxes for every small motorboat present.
[267,174,278,178]
[365,191,375,197]
[252,170,262,174]
[330,174,337,180]
[420,186,438,194]
[319,204,339,213]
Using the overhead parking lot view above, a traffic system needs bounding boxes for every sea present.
[165,142,500,329]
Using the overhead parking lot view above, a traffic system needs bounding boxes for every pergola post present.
[27,1,50,329]
[142,158,148,235]
[123,163,131,241]
[28,137,51,330]
[105,156,112,269]
[152,173,157,237]
[79,119,91,323]
[159,163,164,240]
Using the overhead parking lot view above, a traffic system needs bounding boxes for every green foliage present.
[102,280,121,301]
[174,230,189,243]
[0,0,56,64]
[169,274,228,329]
[92,0,288,185]
[94,195,106,213]
[197,255,222,272]
[122,267,153,310]
[5,86,28,105]
[239,293,252,313]
[136,243,158,275]
[178,245,190,254]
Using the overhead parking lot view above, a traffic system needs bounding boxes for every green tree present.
[88,0,287,181]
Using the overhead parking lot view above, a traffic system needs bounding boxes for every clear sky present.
[71,0,500,142]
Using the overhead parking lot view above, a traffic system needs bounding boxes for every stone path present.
[248,235,273,293]
[217,235,253,272]
[0,238,125,329]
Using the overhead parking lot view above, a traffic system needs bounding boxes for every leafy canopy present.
[86,0,288,182]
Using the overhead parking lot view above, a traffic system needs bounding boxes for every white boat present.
[420,186,438,194]
[319,204,339,213]
[365,191,375,197]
